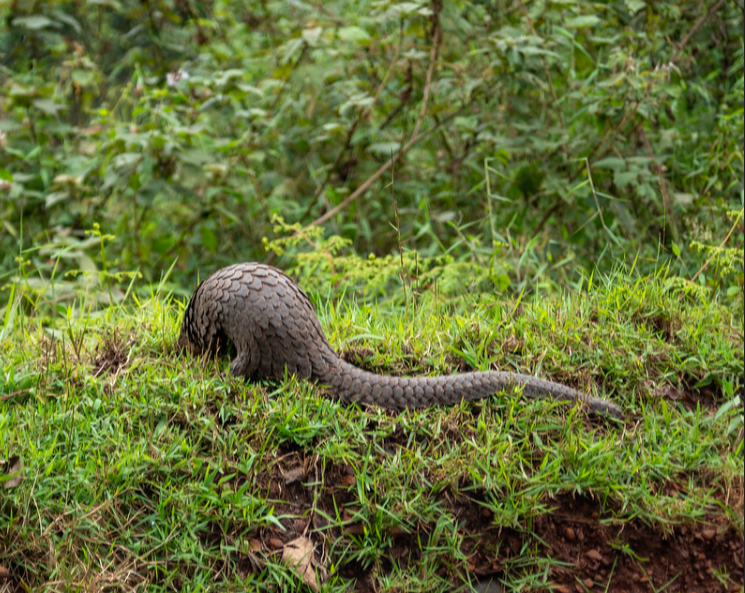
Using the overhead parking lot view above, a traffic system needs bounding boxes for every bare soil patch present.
[249,453,744,592]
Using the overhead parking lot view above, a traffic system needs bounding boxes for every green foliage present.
[264,216,504,302]
[0,0,742,303]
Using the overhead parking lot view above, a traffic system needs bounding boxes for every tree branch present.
[305,7,443,230]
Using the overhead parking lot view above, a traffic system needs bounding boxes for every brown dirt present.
[246,451,745,592]
[532,494,743,593]
[91,329,132,379]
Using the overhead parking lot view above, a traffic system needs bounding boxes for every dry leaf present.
[472,578,502,593]
[585,549,603,562]
[248,539,261,552]
[267,537,284,550]
[283,465,305,485]
[1,456,23,490]
[282,536,319,592]
[655,385,685,400]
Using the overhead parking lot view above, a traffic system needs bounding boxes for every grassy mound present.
[1,268,742,592]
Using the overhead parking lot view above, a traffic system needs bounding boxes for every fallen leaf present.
[283,465,305,485]
[586,549,603,562]
[282,536,320,592]
[1,456,23,489]
[472,578,502,593]
[248,539,261,552]
[267,537,284,550]
[344,523,365,535]
[654,385,684,400]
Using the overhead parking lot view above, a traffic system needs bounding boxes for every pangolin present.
[178,263,622,419]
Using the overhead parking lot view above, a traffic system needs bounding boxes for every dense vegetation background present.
[0,0,742,306]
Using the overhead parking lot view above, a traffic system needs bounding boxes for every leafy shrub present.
[0,0,742,304]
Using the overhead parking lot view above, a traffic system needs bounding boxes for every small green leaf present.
[594,157,626,170]
[338,26,371,43]
[565,15,600,29]
[50,10,82,33]
[12,15,56,30]
[624,0,646,14]
[201,226,217,254]
[32,99,64,116]
[495,273,510,292]
[87,0,122,8]
[301,27,323,47]
[367,142,401,157]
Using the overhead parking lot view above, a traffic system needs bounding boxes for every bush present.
[0,0,742,302]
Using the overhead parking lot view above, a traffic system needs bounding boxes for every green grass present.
[1,267,742,592]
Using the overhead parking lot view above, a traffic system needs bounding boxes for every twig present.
[673,0,727,62]
[299,114,361,222]
[1,388,31,401]
[690,211,743,284]
[532,200,564,237]
[269,45,308,114]
[391,158,409,310]
[371,25,404,105]
[301,32,405,223]
[584,98,640,173]
[306,112,456,229]
[305,13,443,229]
[379,101,407,131]
[410,19,440,141]
[519,5,567,141]
[636,123,677,240]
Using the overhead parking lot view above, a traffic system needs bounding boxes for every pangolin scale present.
[178,263,622,419]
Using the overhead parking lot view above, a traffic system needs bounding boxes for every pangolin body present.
[178,263,622,418]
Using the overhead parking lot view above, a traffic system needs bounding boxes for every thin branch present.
[672,0,727,61]
[306,111,457,229]
[690,211,743,284]
[299,114,361,223]
[269,45,308,114]
[636,123,678,240]
[301,24,404,223]
[1,388,31,401]
[519,4,567,145]
[410,19,440,141]
[532,200,564,237]
[305,9,443,229]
